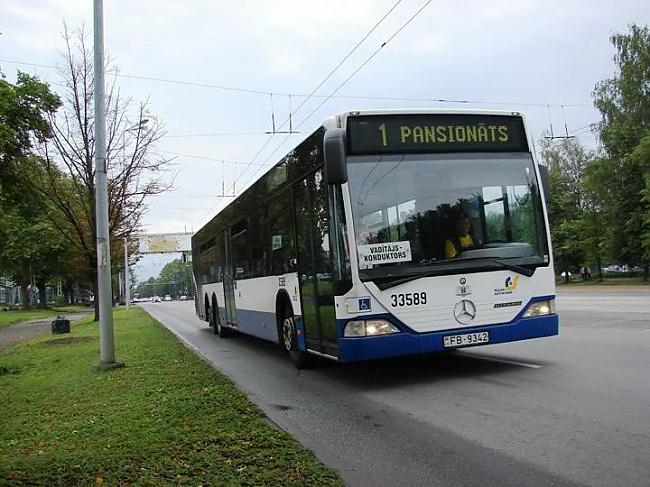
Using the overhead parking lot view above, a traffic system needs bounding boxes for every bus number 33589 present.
[390,292,427,307]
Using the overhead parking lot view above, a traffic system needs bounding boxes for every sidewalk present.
[556,284,650,293]
[0,312,90,351]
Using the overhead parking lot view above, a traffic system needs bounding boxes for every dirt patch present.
[0,366,22,376]
[272,404,293,411]
[42,336,93,346]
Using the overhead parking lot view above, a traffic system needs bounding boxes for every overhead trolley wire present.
[235,0,435,194]
[203,0,405,217]
[296,0,435,131]
[0,58,592,108]
[153,150,268,167]
[287,0,404,123]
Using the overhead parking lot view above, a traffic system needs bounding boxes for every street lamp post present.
[93,0,122,370]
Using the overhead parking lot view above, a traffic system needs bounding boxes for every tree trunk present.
[36,279,47,309]
[563,259,570,284]
[644,265,649,282]
[20,283,30,309]
[597,255,603,282]
[63,282,72,304]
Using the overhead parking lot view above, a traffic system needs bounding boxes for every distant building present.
[0,277,18,305]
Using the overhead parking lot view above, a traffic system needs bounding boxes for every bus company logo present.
[494,275,519,296]
[505,275,519,291]
[454,300,476,325]
[456,277,472,296]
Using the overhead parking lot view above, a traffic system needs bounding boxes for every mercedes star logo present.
[454,299,477,324]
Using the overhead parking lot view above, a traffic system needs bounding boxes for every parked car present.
[164,295,172,302]
[152,296,162,303]
[179,295,188,301]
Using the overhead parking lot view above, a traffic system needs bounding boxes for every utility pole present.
[124,237,130,309]
[94,0,123,370]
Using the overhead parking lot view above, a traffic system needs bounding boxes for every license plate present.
[443,331,489,348]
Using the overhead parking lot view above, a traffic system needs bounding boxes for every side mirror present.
[324,128,348,184]
[538,164,550,203]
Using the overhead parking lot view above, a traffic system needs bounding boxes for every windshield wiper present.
[372,269,442,290]
[457,257,535,277]
[370,257,535,290]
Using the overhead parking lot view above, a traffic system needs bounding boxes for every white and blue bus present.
[193,110,558,367]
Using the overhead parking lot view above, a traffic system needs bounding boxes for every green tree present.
[540,136,594,281]
[134,260,192,299]
[582,156,615,280]
[0,159,74,308]
[592,23,650,278]
[158,259,193,297]
[0,71,68,306]
[0,70,60,186]
[22,27,170,319]
[629,131,650,263]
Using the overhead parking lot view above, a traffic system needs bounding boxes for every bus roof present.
[325,108,524,130]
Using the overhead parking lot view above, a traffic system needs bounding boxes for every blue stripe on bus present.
[335,295,558,362]
[228,309,280,343]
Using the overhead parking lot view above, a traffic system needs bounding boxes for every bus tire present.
[280,305,312,369]
[205,296,212,326]
[212,296,232,338]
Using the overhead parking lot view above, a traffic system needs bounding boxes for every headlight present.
[344,319,400,337]
[522,299,555,317]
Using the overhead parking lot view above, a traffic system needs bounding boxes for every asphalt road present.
[141,290,650,487]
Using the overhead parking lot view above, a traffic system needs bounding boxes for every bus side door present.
[223,228,238,327]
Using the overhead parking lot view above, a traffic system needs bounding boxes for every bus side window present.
[249,211,268,278]
[268,190,295,275]
[231,220,250,279]
[329,185,351,284]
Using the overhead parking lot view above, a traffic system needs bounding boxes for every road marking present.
[459,352,543,369]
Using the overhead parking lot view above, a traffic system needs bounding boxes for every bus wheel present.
[205,297,212,327]
[281,309,311,369]
[213,299,232,338]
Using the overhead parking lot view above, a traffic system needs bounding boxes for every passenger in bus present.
[444,213,474,259]
[355,221,375,245]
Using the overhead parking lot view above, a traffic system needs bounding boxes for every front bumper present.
[337,314,558,363]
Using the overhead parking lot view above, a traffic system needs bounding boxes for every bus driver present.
[445,213,474,259]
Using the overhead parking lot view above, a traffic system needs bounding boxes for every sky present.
[1,0,648,280]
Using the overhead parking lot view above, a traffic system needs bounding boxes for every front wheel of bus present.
[281,313,311,369]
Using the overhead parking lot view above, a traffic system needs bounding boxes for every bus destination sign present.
[347,114,529,155]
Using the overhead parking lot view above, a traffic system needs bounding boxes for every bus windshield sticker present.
[347,114,529,155]
[357,241,412,269]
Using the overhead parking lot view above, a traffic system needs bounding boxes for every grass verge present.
[0,307,341,486]
[0,306,89,330]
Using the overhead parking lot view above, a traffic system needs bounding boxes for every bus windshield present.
[347,152,549,280]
